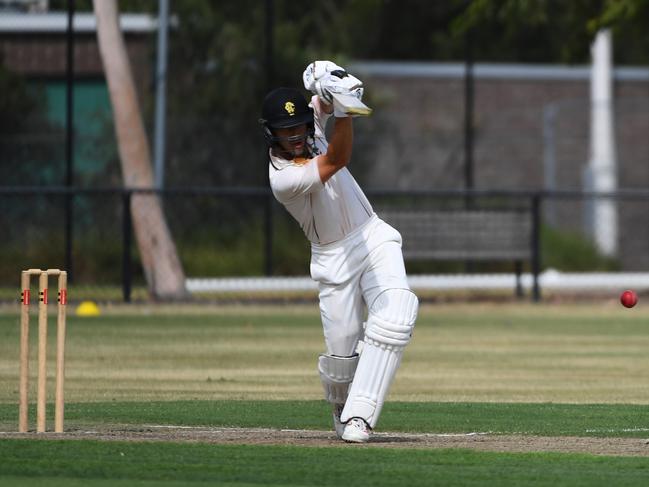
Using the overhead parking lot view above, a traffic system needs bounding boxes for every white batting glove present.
[303,60,345,104]
[318,71,364,101]
[317,71,365,117]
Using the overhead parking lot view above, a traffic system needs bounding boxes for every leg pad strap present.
[318,353,359,404]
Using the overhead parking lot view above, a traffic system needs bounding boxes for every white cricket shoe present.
[341,417,371,443]
[333,404,345,438]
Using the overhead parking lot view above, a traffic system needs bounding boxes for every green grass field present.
[1,302,648,485]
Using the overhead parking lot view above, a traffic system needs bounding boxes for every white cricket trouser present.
[310,214,409,356]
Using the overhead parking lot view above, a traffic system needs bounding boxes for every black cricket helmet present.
[259,87,315,149]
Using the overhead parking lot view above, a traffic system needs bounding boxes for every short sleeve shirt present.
[268,96,374,245]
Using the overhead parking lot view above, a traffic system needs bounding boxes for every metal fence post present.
[122,190,132,303]
[64,0,75,283]
[64,191,74,283]
[264,193,273,276]
[531,193,542,302]
[514,260,524,298]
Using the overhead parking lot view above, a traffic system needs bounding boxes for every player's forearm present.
[318,116,353,182]
[329,116,353,165]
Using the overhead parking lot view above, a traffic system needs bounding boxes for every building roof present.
[350,61,649,82]
[0,12,158,33]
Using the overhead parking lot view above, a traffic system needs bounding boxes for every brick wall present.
[350,63,649,269]
[0,32,152,89]
[353,65,649,193]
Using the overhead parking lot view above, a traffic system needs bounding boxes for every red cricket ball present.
[620,290,638,308]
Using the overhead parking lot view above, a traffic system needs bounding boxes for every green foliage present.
[591,0,649,64]
[542,225,619,271]
[589,0,646,30]
[162,1,367,187]
[181,241,264,277]
[451,0,649,64]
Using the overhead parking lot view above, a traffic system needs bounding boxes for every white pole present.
[588,29,618,256]
[153,0,169,189]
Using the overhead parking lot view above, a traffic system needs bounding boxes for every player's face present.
[274,124,308,157]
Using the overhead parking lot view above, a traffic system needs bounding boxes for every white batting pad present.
[318,353,359,404]
[365,289,418,347]
[340,342,402,427]
[341,289,418,427]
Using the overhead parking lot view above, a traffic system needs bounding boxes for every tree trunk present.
[93,0,187,300]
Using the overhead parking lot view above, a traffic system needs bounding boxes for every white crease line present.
[429,432,492,437]
[0,428,557,438]
[6,426,644,437]
[586,428,649,433]
[141,425,495,437]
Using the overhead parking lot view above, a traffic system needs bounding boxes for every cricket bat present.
[331,92,373,117]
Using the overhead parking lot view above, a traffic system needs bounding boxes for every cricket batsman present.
[259,61,419,443]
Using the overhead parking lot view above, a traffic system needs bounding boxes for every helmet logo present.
[284,101,296,116]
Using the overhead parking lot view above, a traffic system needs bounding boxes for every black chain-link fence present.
[2,186,649,303]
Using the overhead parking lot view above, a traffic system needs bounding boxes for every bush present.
[541,224,619,272]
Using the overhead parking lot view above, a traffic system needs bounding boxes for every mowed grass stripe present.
[1,304,648,404]
[1,401,649,438]
[1,439,649,487]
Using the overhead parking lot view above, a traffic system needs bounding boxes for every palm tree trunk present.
[93,0,187,299]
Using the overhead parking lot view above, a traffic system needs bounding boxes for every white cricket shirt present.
[268,96,374,245]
